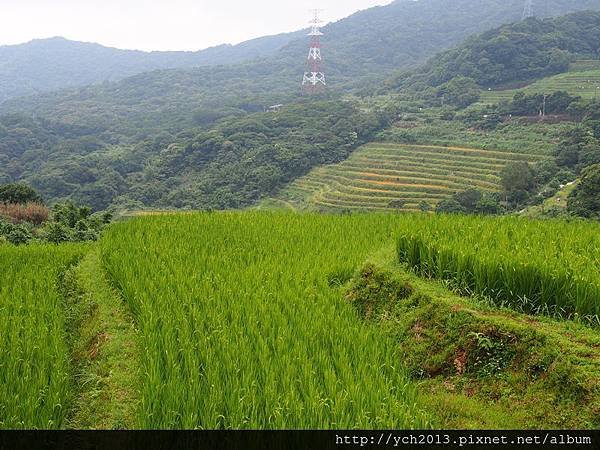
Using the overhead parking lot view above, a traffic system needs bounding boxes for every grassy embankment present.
[348,247,599,428]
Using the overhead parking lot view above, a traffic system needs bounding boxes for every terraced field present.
[275,143,545,212]
[480,69,600,104]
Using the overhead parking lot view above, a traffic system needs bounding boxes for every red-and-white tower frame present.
[302,9,326,94]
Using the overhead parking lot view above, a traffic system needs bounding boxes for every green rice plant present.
[397,215,600,322]
[100,212,432,429]
[0,244,85,429]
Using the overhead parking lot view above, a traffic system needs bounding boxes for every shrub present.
[0,220,33,245]
[568,164,600,219]
[0,202,50,225]
[436,199,465,214]
[0,183,43,205]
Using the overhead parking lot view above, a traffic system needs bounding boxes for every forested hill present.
[0,32,305,103]
[3,1,600,212]
[388,11,600,96]
[2,0,600,107]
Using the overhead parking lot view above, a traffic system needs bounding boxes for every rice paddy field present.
[480,69,600,104]
[100,213,429,429]
[274,143,545,212]
[1,212,599,429]
[0,244,85,429]
[396,215,600,322]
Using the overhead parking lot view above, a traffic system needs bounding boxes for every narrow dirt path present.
[64,250,140,429]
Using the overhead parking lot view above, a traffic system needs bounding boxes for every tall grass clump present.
[101,212,431,429]
[397,215,600,322]
[0,202,50,225]
[0,244,85,429]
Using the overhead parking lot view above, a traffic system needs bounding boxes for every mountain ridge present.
[3,0,600,105]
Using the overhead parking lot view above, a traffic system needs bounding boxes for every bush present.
[0,221,33,245]
[436,199,465,214]
[568,164,600,219]
[0,202,50,225]
[41,222,73,244]
[0,184,43,205]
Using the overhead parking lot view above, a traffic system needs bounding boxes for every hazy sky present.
[0,0,394,51]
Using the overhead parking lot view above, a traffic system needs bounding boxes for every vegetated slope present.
[100,213,431,429]
[5,0,600,120]
[0,100,390,211]
[1,1,598,212]
[0,244,86,429]
[348,261,599,428]
[480,68,600,104]
[273,143,545,212]
[387,11,600,95]
[0,32,305,103]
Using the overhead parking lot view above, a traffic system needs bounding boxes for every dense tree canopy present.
[568,164,600,219]
[389,11,600,93]
[0,183,43,205]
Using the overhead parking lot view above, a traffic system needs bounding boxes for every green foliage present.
[438,189,502,215]
[377,114,570,155]
[0,186,112,244]
[347,264,414,319]
[436,199,466,214]
[480,69,600,104]
[2,2,599,212]
[121,101,388,210]
[390,11,600,92]
[508,91,580,116]
[397,214,600,321]
[568,163,600,219]
[100,212,433,429]
[0,221,33,245]
[555,125,600,172]
[42,202,112,244]
[346,262,600,428]
[500,161,535,201]
[437,77,481,108]
[0,244,86,428]
[0,183,42,205]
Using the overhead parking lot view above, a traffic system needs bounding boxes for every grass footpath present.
[63,250,140,429]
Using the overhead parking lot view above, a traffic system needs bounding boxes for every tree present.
[436,199,465,214]
[453,189,483,212]
[0,183,43,205]
[568,164,600,219]
[437,76,481,108]
[500,162,534,193]
[475,196,501,215]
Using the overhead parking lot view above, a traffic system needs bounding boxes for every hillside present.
[388,10,600,97]
[480,67,600,104]
[0,32,305,103]
[271,143,546,212]
[5,1,600,118]
[3,0,597,104]
[2,2,600,212]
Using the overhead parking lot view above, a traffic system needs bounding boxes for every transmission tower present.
[522,0,534,20]
[302,9,326,94]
